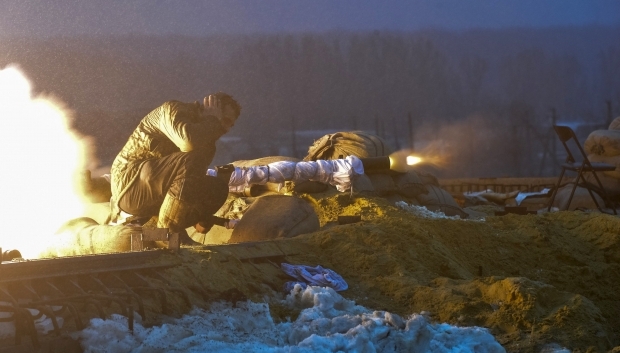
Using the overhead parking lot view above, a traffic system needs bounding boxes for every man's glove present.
[215,164,235,184]
[194,220,214,234]
[194,216,238,233]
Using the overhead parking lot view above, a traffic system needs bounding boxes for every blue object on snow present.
[281,263,348,291]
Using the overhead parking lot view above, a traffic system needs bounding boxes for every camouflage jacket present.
[109,100,225,221]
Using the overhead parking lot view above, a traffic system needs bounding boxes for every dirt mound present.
[101,192,620,352]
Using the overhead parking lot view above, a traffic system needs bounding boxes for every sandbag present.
[365,171,428,198]
[351,174,375,193]
[304,131,392,161]
[227,195,320,243]
[367,174,397,195]
[584,130,620,157]
[586,154,620,179]
[584,172,620,197]
[392,171,428,198]
[415,184,467,218]
[551,183,605,211]
[416,170,440,187]
[41,217,135,257]
[609,116,620,131]
[188,224,233,245]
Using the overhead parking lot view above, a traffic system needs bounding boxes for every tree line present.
[1,26,619,177]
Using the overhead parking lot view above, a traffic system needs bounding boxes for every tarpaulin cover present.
[207,156,364,193]
[280,263,348,291]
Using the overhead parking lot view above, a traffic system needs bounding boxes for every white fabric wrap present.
[207,156,365,193]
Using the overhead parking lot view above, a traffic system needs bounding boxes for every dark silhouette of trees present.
[458,55,489,111]
[1,26,619,177]
[600,47,620,119]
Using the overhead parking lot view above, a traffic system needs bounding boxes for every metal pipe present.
[359,156,391,172]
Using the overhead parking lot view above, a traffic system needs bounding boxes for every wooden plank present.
[439,176,571,195]
[0,251,168,283]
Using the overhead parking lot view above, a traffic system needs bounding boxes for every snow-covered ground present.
[77,285,505,353]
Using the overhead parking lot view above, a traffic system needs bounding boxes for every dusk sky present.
[1,0,620,37]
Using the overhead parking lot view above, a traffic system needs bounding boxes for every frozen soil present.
[98,191,620,352]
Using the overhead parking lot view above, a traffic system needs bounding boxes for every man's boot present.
[157,193,202,245]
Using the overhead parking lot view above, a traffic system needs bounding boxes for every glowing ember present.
[406,155,422,165]
[0,65,93,258]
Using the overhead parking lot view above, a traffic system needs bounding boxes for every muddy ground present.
[141,190,620,352]
[5,190,620,353]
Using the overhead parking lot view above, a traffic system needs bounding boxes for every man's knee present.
[168,175,228,212]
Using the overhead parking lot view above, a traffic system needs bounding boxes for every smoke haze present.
[1,26,619,178]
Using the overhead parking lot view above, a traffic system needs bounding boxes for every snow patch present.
[77,285,505,353]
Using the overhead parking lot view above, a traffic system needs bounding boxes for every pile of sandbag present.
[201,131,469,244]
[41,217,136,257]
[304,131,391,161]
[304,131,467,218]
[583,116,620,197]
[411,171,468,218]
[193,156,324,244]
[543,119,620,211]
[74,131,468,247]
[549,182,605,211]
